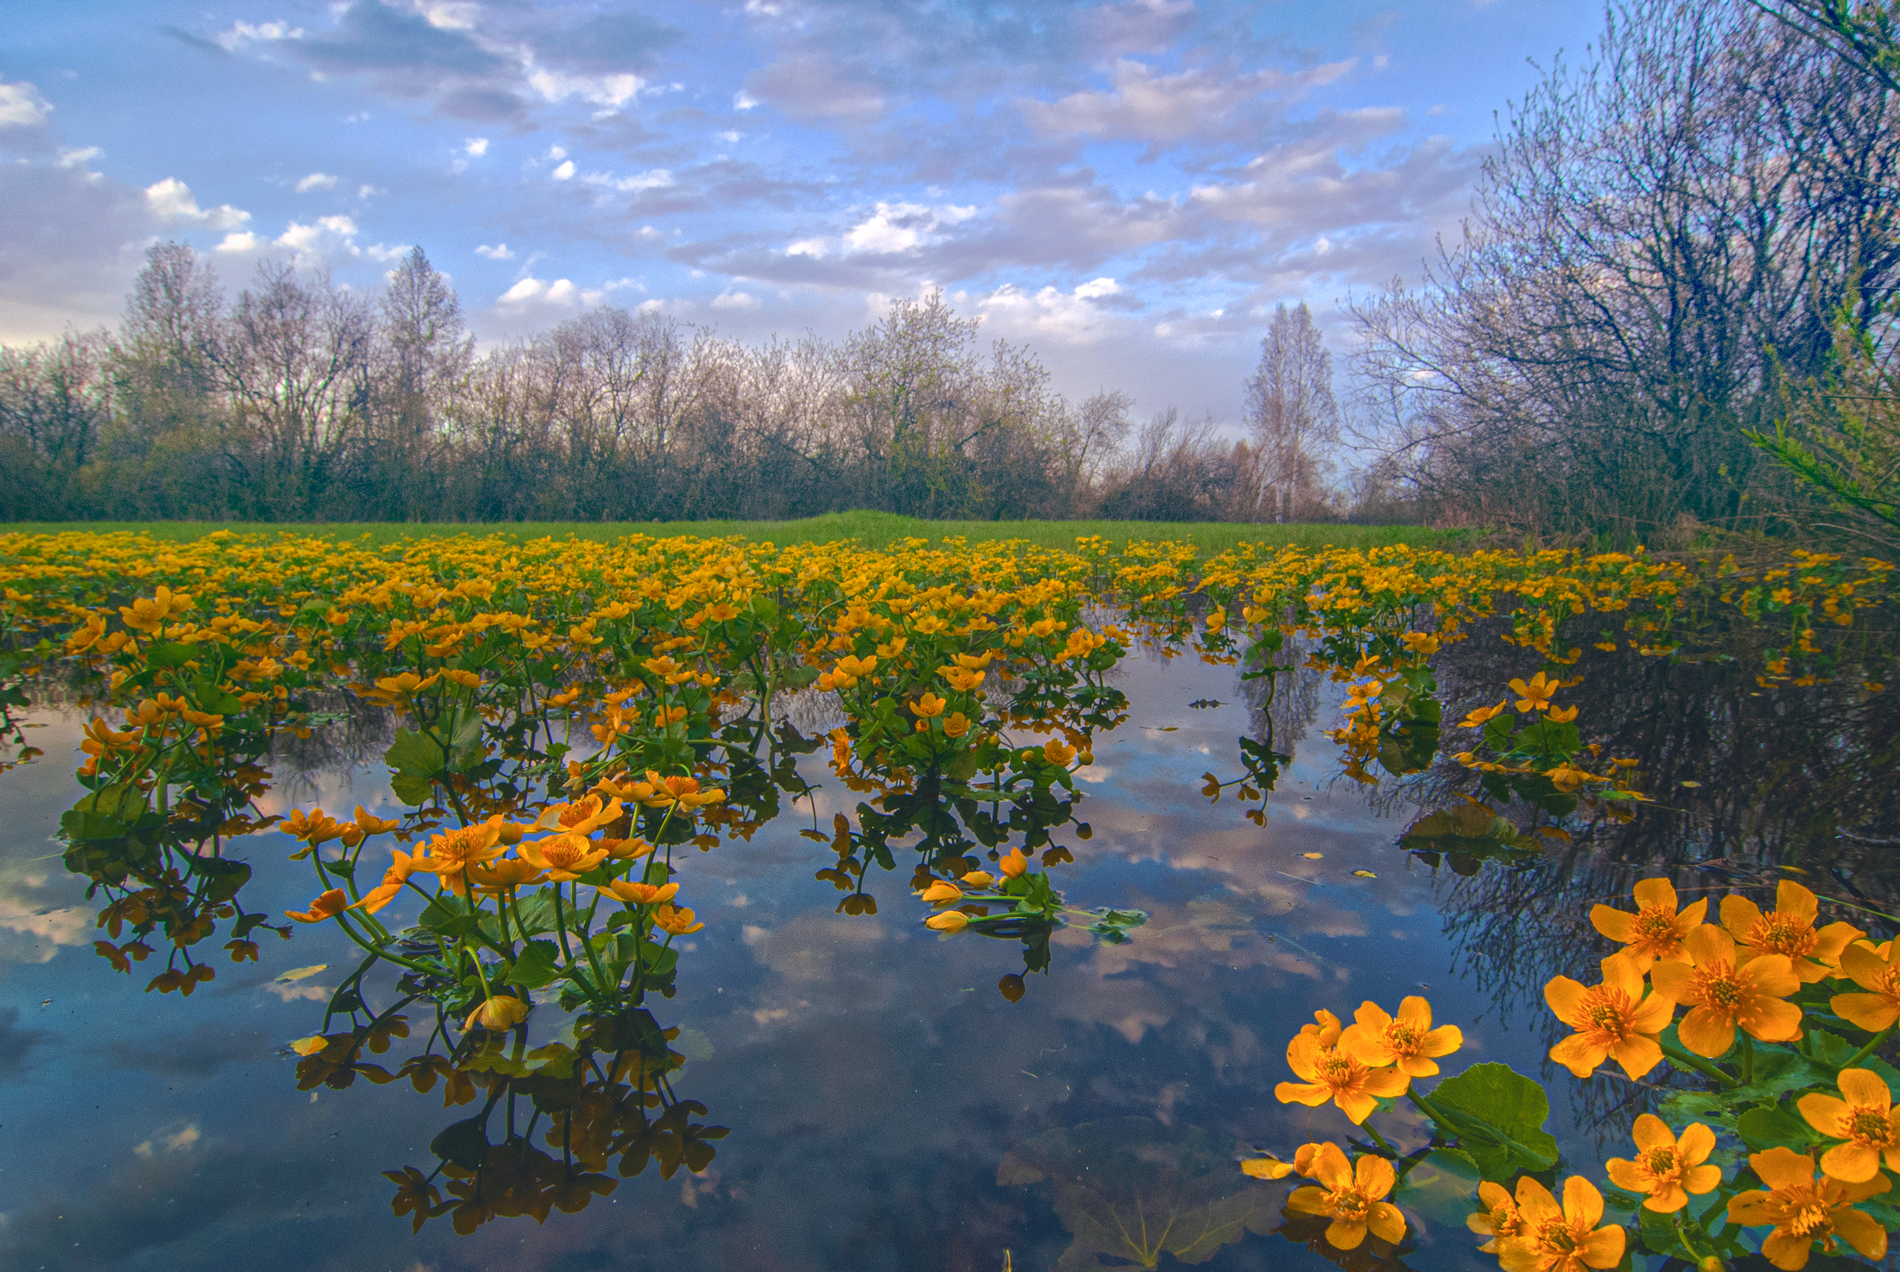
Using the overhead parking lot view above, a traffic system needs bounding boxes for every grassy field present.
[0,510,1459,555]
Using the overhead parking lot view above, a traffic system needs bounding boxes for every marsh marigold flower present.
[1797,1069,1900,1183]
[1341,996,1462,1076]
[1275,1030,1409,1124]
[520,834,609,881]
[1284,1142,1405,1251]
[1604,1115,1719,1212]
[1649,924,1801,1057]
[1509,672,1559,713]
[925,910,968,933]
[1727,1147,1890,1270]
[598,879,678,906]
[653,904,703,936]
[1832,939,1900,1032]
[1496,1177,1625,1272]
[415,819,508,893]
[1544,953,1675,1079]
[1721,881,1862,983]
[350,849,419,915]
[287,888,348,923]
[1590,878,1706,972]
[465,995,530,1032]
[1467,1180,1525,1253]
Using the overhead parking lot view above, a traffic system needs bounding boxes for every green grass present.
[0,510,1461,555]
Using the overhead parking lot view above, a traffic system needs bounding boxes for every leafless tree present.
[1244,303,1340,522]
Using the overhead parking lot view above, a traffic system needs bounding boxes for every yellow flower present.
[467,857,546,894]
[943,712,971,738]
[1547,704,1580,723]
[1544,953,1675,1079]
[1340,996,1462,1076]
[1590,877,1707,972]
[1797,1069,1900,1183]
[1274,1031,1410,1124]
[1467,1180,1525,1253]
[1604,1115,1720,1212]
[464,995,530,1032]
[1727,1147,1890,1270]
[998,849,1029,879]
[1721,881,1862,983]
[940,666,985,692]
[1495,1176,1625,1272]
[918,880,962,905]
[533,794,622,838]
[1240,1153,1296,1180]
[598,879,679,906]
[925,910,969,933]
[1650,924,1802,1056]
[350,849,419,915]
[959,870,995,887]
[1460,700,1509,728]
[912,692,947,719]
[1284,1142,1405,1250]
[1509,671,1559,712]
[1043,737,1077,766]
[653,904,704,935]
[414,819,508,894]
[519,833,609,881]
[287,888,349,923]
[1299,1009,1345,1048]
[1832,939,1900,1032]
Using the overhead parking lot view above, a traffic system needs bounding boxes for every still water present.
[1,639,1892,1271]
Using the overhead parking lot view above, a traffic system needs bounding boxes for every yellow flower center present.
[1875,968,1900,1000]
[1492,1206,1523,1238]
[1645,1147,1679,1176]
[1386,1023,1422,1053]
[1782,1195,1834,1238]
[1319,1054,1356,1086]
[1633,907,1679,947]
[1849,1107,1896,1147]
[1699,970,1744,1010]
[543,839,587,869]
[1537,1218,1580,1253]
[1752,916,1816,960]
[1585,990,1635,1039]
[1331,1189,1370,1221]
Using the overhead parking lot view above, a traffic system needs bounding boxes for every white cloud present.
[528,68,644,109]
[545,145,567,161]
[551,160,576,181]
[476,242,515,260]
[0,79,52,128]
[1022,58,1355,145]
[733,91,759,111]
[214,19,303,52]
[418,1,479,29]
[971,279,1132,346]
[144,178,252,229]
[294,172,338,193]
[842,201,979,256]
[499,276,581,306]
[711,289,761,310]
[463,136,489,157]
[55,146,100,169]
[785,238,827,259]
[214,231,260,253]
[276,214,357,253]
[357,184,381,199]
[580,168,674,193]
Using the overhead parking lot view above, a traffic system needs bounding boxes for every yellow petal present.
[1839,1068,1892,1110]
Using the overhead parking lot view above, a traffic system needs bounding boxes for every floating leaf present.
[1351,869,1377,879]
[1301,853,1323,860]
[275,964,328,982]
[1425,1062,1559,1181]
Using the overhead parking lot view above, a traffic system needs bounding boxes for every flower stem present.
[1842,1023,1895,1070]
[1361,1120,1399,1158]
[1661,1040,1739,1089]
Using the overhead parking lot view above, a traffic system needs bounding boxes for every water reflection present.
[6,605,1900,1268]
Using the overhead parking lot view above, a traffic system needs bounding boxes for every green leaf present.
[1425,1063,1560,1181]
[386,727,449,778]
[144,641,199,668]
[430,1117,490,1170]
[1393,1148,1482,1225]
[506,939,560,989]
[389,772,436,806]
[1736,1105,1820,1153]
[60,783,149,842]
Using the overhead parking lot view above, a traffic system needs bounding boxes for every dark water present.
[1,642,1894,1272]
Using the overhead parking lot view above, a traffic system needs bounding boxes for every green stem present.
[1361,1120,1399,1158]
[1661,1040,1740,1089]
[1842,1023,1895,1070]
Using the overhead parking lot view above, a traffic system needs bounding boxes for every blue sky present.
[0,0,1603,421]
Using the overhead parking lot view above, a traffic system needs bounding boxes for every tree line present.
[0,242,1352,525]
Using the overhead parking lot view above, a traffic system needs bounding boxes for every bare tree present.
[1351,0,1900,535]
[1244,303,1340,522]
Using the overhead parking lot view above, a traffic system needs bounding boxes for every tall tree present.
[1244,303,1340,522]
